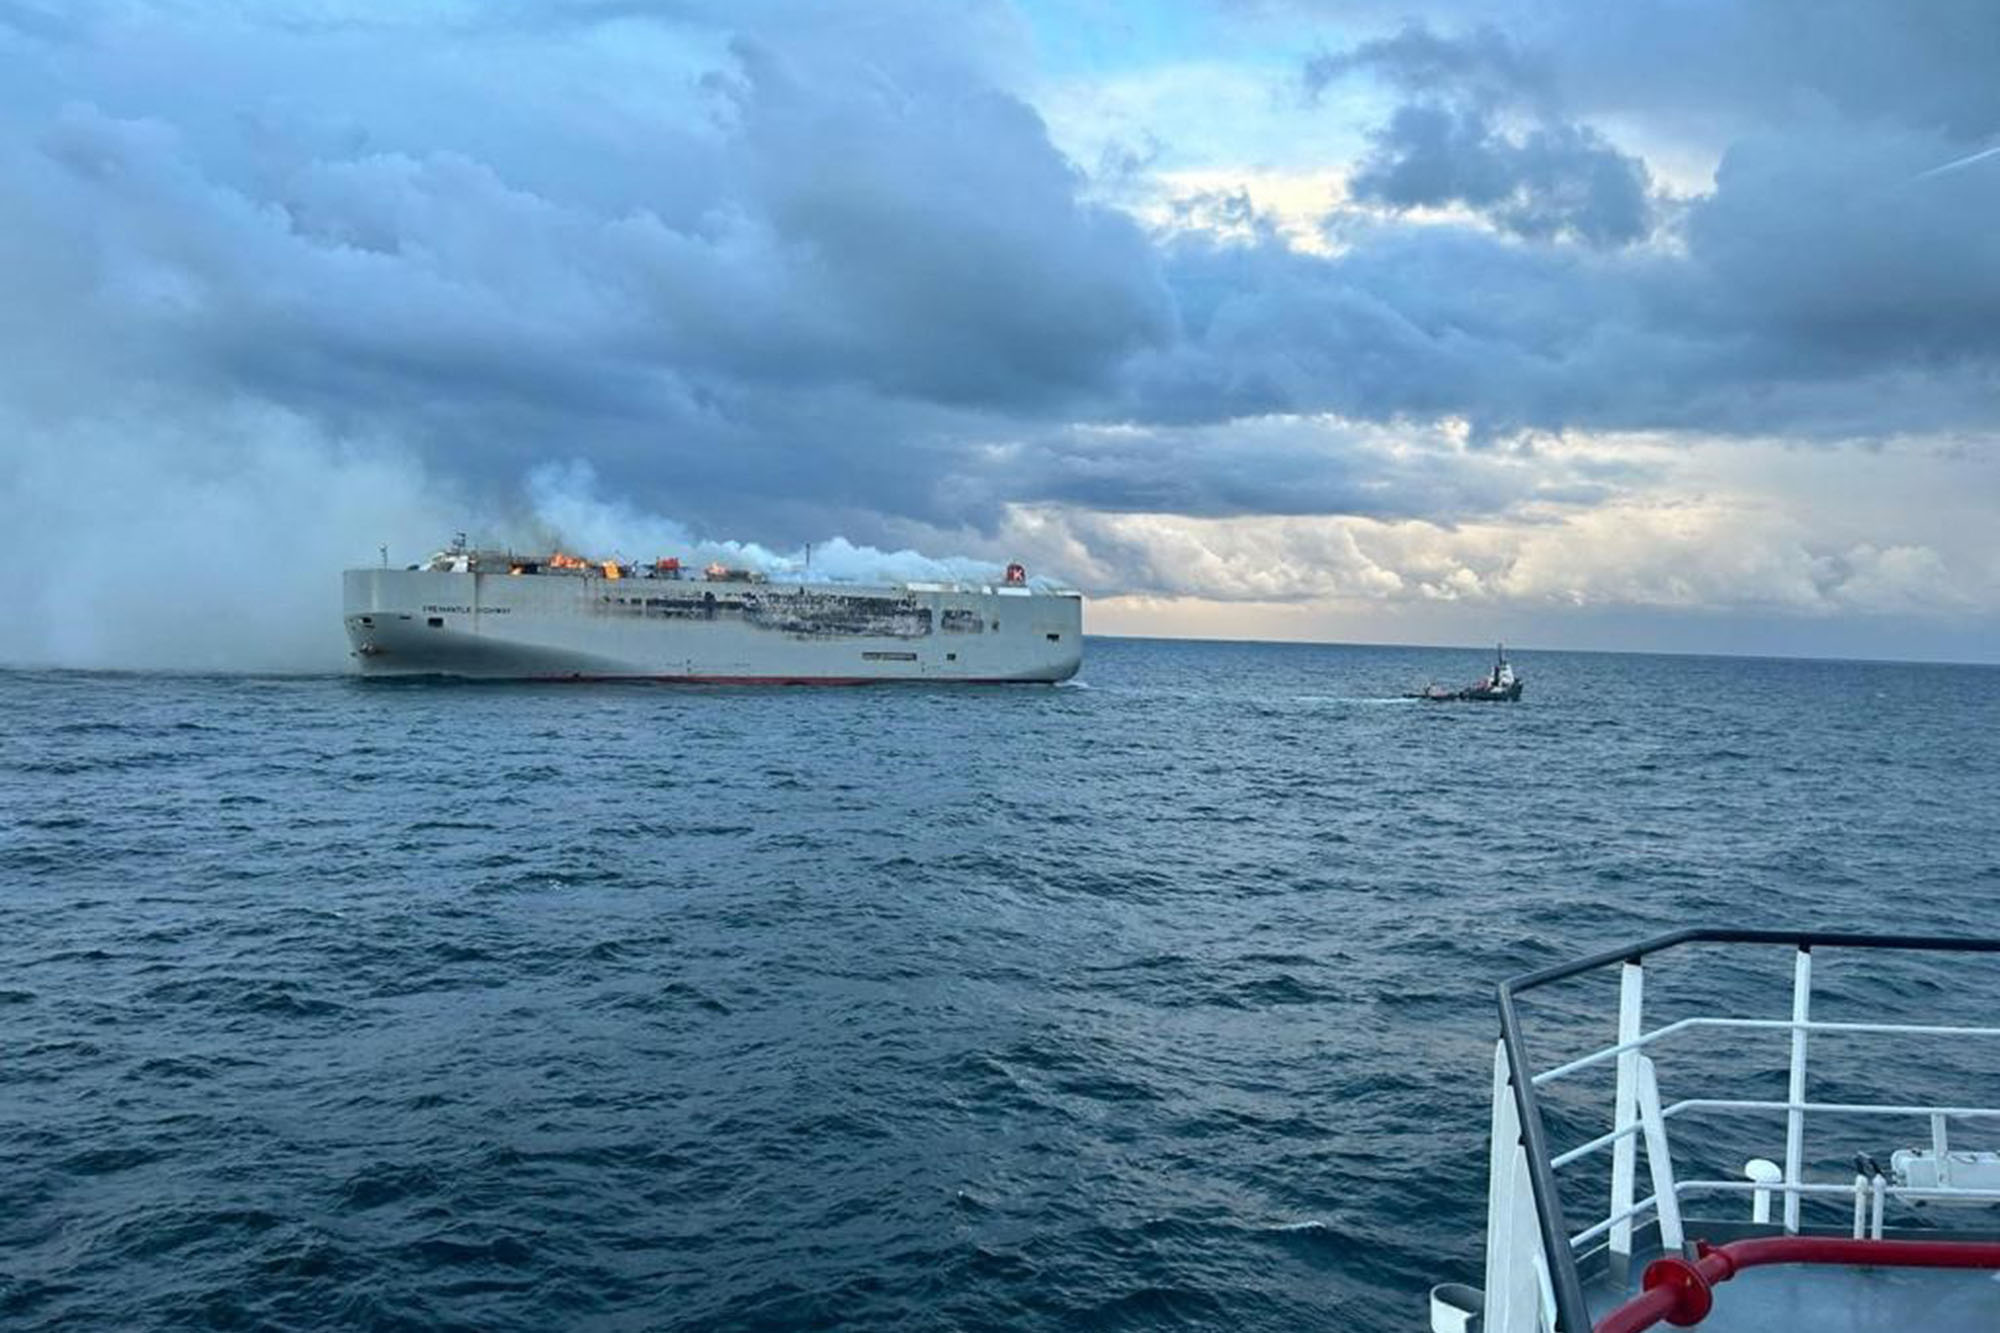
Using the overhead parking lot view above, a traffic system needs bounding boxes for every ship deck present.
[1582,1239,2000,1332]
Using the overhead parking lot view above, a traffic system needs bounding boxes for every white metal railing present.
[1546,954,2000,1258]
[1468,932,2000,1333]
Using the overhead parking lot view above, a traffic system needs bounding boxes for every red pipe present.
[1593,1236,2000,1333]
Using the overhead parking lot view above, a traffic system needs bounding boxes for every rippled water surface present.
[3,639,1997,1331]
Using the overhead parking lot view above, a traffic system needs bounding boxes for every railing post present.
[1637,1056,1684,1250]
[1484,1040,1553,1333]
[1610,959,1644,1268]
[1784,946,1813,1233]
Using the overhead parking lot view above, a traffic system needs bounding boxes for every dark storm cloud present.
[1348,104,1654,246]
[1537,0,2000,139]
[1129,226,1682,436]
[1136,124,2000,443]
[1686,125,2000,364]
[23,0,1999,487]
[1302,21,1547,109]
[1301,19,1654,247]
[1296,2,2000,137]
[5,4,1173,546]
[5,0,2000,652]
[1168,1,2000,439]
[979,418,1628,522]
[715,36,1174,407]
[0,0,84,43]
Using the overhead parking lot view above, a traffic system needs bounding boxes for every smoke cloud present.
[519,461,1030,588]
[0,402,455,671]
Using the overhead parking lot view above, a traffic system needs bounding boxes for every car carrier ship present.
[343,537,1083,683]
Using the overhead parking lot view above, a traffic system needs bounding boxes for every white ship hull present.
[342,569,1083,683]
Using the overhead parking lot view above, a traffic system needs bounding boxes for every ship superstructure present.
[343,539,1082,683]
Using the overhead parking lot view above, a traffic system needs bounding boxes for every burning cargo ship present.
[343,539,1083,683]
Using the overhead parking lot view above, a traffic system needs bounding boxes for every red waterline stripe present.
[521,675,1052,686]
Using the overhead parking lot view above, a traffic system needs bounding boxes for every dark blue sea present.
[3,638,1997,1332]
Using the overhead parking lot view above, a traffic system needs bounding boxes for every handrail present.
[1572,1178,2000,1252]
[1533,1015,2000,1086]
[1501,928,2000,999]
[1670,1098,2000,1118]
[1674,1178,2000,1203]
[1554,1097,2000,1170]
[1494,929,2000,1333]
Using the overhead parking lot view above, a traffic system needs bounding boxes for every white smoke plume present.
[518,461,1024,587]
[0,401,460,673]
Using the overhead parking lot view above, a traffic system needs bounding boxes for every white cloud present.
[998,431,2000,625]
[1143,168,1348,252]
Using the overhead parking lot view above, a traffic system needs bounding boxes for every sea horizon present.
[8,631,1998,677]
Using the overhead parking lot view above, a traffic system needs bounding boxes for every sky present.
[2,0,1998,669]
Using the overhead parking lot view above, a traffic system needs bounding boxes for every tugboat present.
[1410,645,1524,702]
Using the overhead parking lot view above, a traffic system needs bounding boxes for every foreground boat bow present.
[1433,929,2000,1332]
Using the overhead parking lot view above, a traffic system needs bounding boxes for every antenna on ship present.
[379,545,388,569]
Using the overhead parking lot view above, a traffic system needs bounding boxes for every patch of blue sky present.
[1014,0,1393,186]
